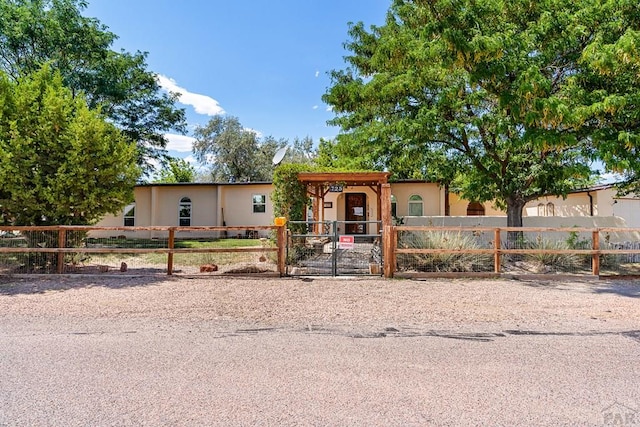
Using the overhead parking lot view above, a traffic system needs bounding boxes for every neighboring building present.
[93,180,639,238]
[523,184,640,228]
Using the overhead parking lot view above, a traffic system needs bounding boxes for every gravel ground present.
[1,275,639,426]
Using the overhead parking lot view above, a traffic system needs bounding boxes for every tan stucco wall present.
[89,187,153,238]
[91,185,218,239]
[220,184,274,228]
[524,192,594,217]
[448,193,504,216]
[150,186,217,226]
[95,187,151,228]
[612,197,640,228]
[389,182,443,217]
[404,215,630,228]
[317,182,442,234]
[92,182,640,240]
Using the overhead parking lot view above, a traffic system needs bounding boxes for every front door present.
[345,193,366,234]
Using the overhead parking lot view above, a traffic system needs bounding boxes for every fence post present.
[592,229,600,276]
[494,228,501,274]
[57,227,65,274]
[381,183,392,278]
[167,228,175,275]
[383,225,395,278]
[332,221,340,277]
[277,225,286,276]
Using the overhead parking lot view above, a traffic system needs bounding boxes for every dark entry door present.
[345,193,366,234]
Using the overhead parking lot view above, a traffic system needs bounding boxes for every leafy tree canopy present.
[152,157,196,183]
[324,0,640,226]
[193,115,317,182]
[0,0,187,172]
[0,66,140,225]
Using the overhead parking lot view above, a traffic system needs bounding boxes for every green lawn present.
[84,237,266,249]
[86,238,275,268]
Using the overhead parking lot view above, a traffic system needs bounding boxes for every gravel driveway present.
[1,275,639,426]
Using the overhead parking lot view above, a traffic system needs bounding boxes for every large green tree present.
[152,158,196,183]
[0,0,186,171]
[193,115,287,182]
[324,0,640,226]
[573,3,640,195]
[0,66,139,226]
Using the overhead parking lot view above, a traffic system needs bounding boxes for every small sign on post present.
[338,235,355,249]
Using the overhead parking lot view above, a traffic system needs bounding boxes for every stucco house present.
[94,178,638,238]
[523,184,640,228]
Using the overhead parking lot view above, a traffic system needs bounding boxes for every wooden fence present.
[384,226,640,278]
[2,225,640,278]
[0,225,287,275]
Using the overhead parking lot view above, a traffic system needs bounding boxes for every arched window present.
[537,203,546,216]
[123,203,135,226]
[546,202,555,216]
[467,202,485,216]
[391,195,397,218]
[408,195,423,216]
[179,197,192,226]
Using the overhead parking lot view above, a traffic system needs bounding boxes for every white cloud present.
[244,127,263,138]
[165,133,196,152]
[183,155,198,165]
[312,105,319,110]
[315,71,320,78]
[326,106,333,112]
[157,74,225,116]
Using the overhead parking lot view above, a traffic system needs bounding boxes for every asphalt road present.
[1,316,640,426]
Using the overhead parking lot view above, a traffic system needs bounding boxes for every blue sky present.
[85,0,391,165]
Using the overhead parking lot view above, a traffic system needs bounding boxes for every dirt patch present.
[1,275,639,333]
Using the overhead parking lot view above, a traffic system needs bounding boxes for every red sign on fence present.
[338,235,355,249]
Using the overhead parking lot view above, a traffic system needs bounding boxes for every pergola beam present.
[297,172,392,235]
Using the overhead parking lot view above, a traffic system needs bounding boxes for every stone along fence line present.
[0,225,286,275]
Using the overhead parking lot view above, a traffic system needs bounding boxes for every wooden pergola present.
[297,172,393,234]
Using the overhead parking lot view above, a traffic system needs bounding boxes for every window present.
[391,195,397,218]
[537,202,555,216]
[408,195,423,216]
[123,203,135,226]
[467,202,485,216]
[179,197,191,226]
[546,202,555,216]
[253,194,266,213]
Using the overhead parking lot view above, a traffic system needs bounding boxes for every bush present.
[522,236,586,271]
[398,231,492,272]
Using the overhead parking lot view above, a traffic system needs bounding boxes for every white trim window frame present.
[252,194,266,214]
[123,203,135,226]
[179,197,192,226]
[408,194,423,216]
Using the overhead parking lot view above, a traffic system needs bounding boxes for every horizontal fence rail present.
[388,226,640,278]
[2,225,640,278]
[0,225,286,276]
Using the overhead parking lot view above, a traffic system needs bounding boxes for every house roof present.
[569,183,616,194]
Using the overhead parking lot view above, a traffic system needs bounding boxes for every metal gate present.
[286,220,382,276]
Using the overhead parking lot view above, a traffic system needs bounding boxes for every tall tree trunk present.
[506,196,526,249]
